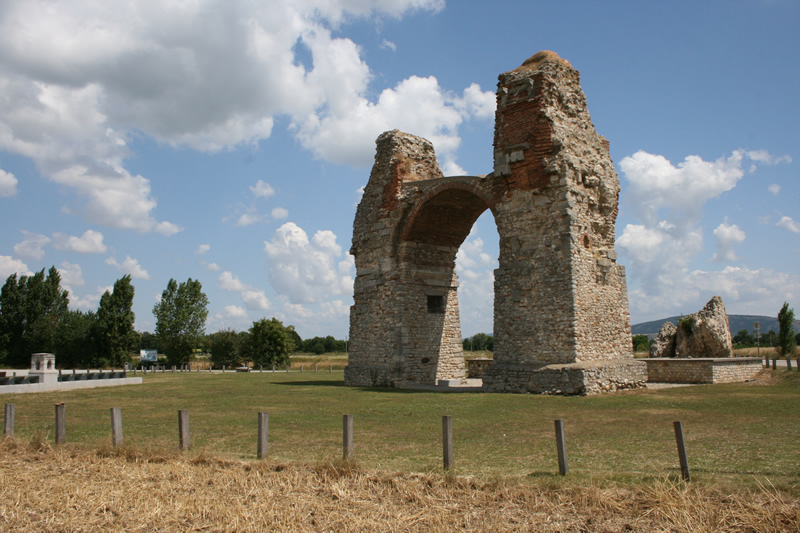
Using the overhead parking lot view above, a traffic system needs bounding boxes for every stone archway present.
[344,51,647,394]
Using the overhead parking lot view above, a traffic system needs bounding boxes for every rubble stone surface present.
[675,296,734,358]
[650,322,677,358]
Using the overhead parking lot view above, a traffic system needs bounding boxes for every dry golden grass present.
[1,440,798,532]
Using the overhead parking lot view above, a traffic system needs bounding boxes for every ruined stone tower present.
[345,51,646,394]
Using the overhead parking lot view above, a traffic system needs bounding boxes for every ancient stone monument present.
[345,51,647,394]
[650,296,734,359]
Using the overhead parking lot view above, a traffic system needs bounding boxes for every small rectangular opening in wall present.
[427,295,445,313]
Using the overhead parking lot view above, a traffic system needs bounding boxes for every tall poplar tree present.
[0,267,69,366]
[95,275,139,367]
[777,302,797,359]
[153,278,209,365]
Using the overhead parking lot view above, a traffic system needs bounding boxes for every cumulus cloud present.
[69,284,113,311]
[271,207,289,219]
[57,261,85,288]
[264,222,353,304]
[105,255,150,280]
[224,305,248,320]
[52,229,107,253]
[711,220,746,262]
[617,149,795,321]
[768,184,781,196]
[250,180,275,199]
[13,231,51,260]
[0,168,18,197]
[219,271,247,292]
[0,0,467,234]
[218,271,271,311]
[777,216,800,234]
[202,261,221,272]
[0,255,31,279]
[196,244,211,255]
[455,234,497,336]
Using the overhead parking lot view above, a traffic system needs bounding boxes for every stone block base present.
[482,359,648,395]
[344,365,396,388]
[644,357,762,384]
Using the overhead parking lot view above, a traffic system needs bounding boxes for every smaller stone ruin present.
[649,296,733,358]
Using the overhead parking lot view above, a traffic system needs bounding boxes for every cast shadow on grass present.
[273,381,444,394]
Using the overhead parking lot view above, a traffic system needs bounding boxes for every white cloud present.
[619,150,751,226]
[224,305,248,320]
[0,0,455,234]
[58,261,85,288]
[13,231,51,260]
[768,184,781,196]
[52,229,107,253]
[250,180,275,199]
[294,73,494,168]
[264,222,353,304]
[745,150,792,166]
[711,220,746,262]
[219,271,271,311]
[235,212,264,227]
[196,244,211,255]
[105,255,150,280]
[219,271,248,292]
[202,261,221,272]
[381,39,397,52]
[0,255,31,279]
[242,290,271,311]
[455,235,497,336]
[0,168,18,197]
[271,207,289,219]
[69,284,113,311]
[777,216,800,234]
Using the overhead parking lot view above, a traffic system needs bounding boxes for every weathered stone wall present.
[346,51,644,393]
[645,358,762,384]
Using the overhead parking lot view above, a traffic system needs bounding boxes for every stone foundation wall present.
[644,358,762,384]
[482,359,647,395]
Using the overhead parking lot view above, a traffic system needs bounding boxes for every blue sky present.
[1,0,798,341]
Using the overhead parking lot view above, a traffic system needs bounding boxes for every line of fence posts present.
[2,403,698,480]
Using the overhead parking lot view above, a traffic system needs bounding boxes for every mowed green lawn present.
[3,368,799,491]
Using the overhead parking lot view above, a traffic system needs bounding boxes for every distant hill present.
[632,314,800,337]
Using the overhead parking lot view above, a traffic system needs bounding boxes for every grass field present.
[2,365,799,493]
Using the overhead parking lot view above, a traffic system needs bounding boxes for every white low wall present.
[0,377,143,395]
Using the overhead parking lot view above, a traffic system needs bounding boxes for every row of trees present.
[0,268,137,368]
[0,267,349,369]
[463,333,493,352]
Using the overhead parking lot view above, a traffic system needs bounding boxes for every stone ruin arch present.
[345,51,647,394]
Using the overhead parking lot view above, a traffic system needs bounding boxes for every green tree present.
[153,278,209,365]
[0,267,69,367]
[286,325,302,353]
[246,318,294,367]
[777,302,797,359]
[632,334,651,353]
[732,329,755,347]
[208,329,242,367]
[55,310,98,369]
[95,275,139,368]
[463,333,493,352]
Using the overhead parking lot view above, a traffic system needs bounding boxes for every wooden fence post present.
[4,403,14,438]
[442,415,454,470]
[788,359,793,371]
[178,410,190,450]
[55,403,66,445]
[555,419,568,475]
[673,421,690,481]
[772,358,777,370]
[329,365,332,373]
[343,414,354,460]
[110,407,123,447]
[257,412,269,459]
